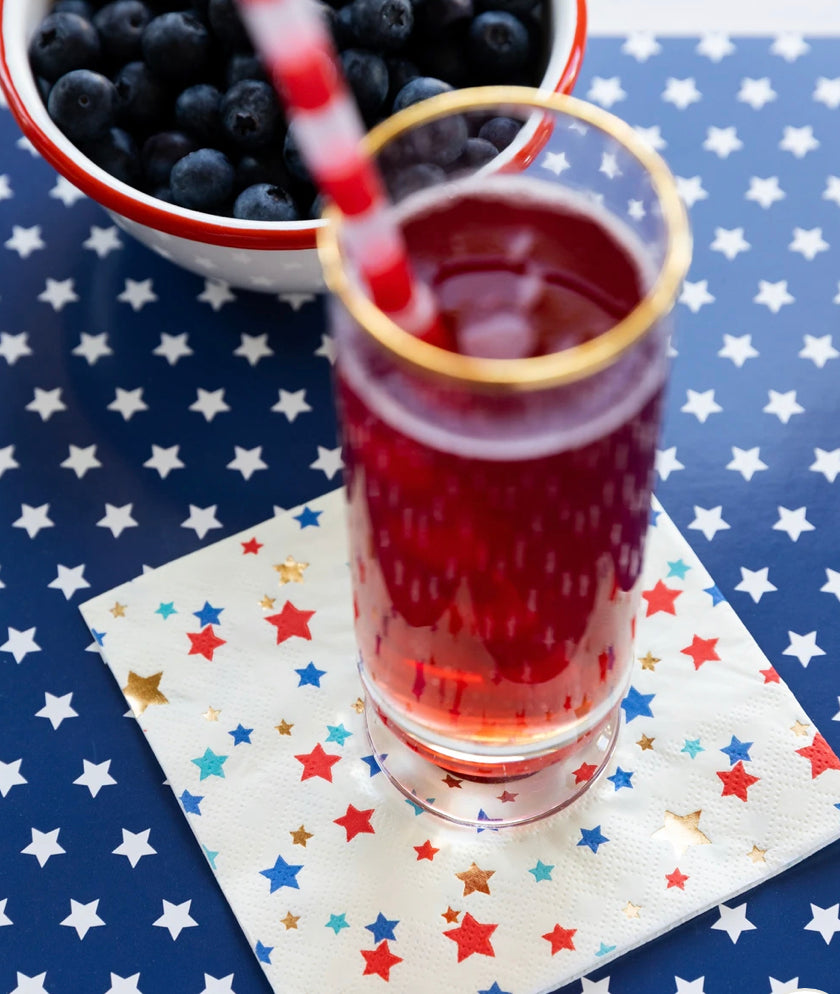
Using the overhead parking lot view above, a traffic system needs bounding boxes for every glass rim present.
[318,85,692,391]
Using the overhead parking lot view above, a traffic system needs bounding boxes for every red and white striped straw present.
[236,0,444,343]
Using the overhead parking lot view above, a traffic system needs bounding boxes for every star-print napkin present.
[78,489,840,994]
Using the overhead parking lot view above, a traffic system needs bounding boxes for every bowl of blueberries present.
[0,0,586,292]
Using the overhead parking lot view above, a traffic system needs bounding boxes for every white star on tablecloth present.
[773,506,814,542]
[113,828,157,868]
[0,444,18,478]
[679,279,715,312]
[38,277,78,311]
[734,567,777,604]
[0,899,11,926]
[696,33,735,61]
[74,759,117,797]
[656,447,684,481]
[587,76,627,108]
[97,503,138,539]
[703,126,743,158]
[628,199,646,219]
[633,125,666,151]
[21,828,65,867]
[799,335,838,368]
[49,176,85,206]
[542,150,570,175]
[770,33,810,61]
[227,446,268,480]
[104,974,143,994]
[823,175,840,207]
[768,979,801,994]
[153,899,198,940]
[48,565,90,601]
[26,387,67,421]
[181,505,222,540]
[737,78,777,110]
[279,292,315,311]
[189,388,231,421]
[153,333,193,365]
[61,898,105,939]
[663,77,702,110]
[580,978,612,994]
[711,902,756,943]
[233,333,273,367]
[711,227,750,260]
[118,278,158,311]
[779,125,819,158]
[71,332,113,365]
[0,758,27,797]
[789,227,829,260]
[746,176,785,208]
[9,972,50,994]
[35,692,79,729]
[813,76,840,109]
[1,627,41,664]
[718,334,758,366]
[144,444,184,479]
[13,503,54,538]
[314,334,336,364]
[600,152,622,179]
[754,280,794,313]
[5,225,44,258]
[107,387,149,420]
[727,446,767,480]
[0,331,33,365]
[811,448,840,483]
[688,505,731,541]
[621,32,660,61]
[681,389,722,423]
[783,631,825,667]
[61,444,102,478]
[675,176,708,207]
[199,976,237,994]
[198,279,236,310]
[83,225,122,258]
[763,389,804,423]
[309,445,344,480]
[272,389,312,422]
[674,978,706,994]
[0,174,12,200]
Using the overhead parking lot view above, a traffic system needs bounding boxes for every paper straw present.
[236,0,445,343]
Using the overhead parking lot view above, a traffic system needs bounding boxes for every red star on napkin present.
[295,743,341,782]
[717,760,760,801]
[665,868,689,890]
[414,840,439,861]
[334,804,375,841]
[681,635,720,670]
[759,666,780,684]
[641,580,682,617]
[572,762,597,784]
[361,941,402,980]
[265,601,315,644]
[241,537,263,554]
[796,733,840,778]
[443,912,497,962]
[187,625,226,661]
[542,923,576,954]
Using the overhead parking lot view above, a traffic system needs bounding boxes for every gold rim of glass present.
[318,85,692,391]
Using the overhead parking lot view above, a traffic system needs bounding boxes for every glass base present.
[364,703,621,828]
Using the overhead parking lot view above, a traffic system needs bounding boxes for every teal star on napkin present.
[191,748,228,779]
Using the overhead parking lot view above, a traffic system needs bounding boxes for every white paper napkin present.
[79,489,840,994]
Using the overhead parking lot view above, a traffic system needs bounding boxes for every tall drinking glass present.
[318,87,691,827]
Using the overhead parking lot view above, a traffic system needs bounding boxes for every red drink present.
[334,180,669,780]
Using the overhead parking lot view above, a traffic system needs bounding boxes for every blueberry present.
[141,130,197,187]
[233,183,300,221]
[48,68,117,143]
[220,79,281,151]
[53,1,95,17]
[141,12,213,85]
[225,53,267,87]
[340,49,389,124]
[175,83,222,143]
[478,115,520,150]
[331,6,359,49]
[392,74,449,111]
[454,135,497,169]
[235,152,292,193]
[385,55,419,101]
[282,125,310,184]
[93,2,152,65]
[389,161,446,200]
[350,0,413,51]
[28,12,101,83]
[84,126,142,185]
[412,0,473,34]
[467,11,530,80]
[393,77,468,166]
[170,147,234,211]
[208,0,252,50]
[114,60,170,132]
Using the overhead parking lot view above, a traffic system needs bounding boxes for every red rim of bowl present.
[0,0,587,250]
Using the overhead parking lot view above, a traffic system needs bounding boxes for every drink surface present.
[336,180,666,771]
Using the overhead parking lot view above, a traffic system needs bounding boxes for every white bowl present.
[0,0,587,292]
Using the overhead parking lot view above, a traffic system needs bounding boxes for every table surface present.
[1,33,839,994]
